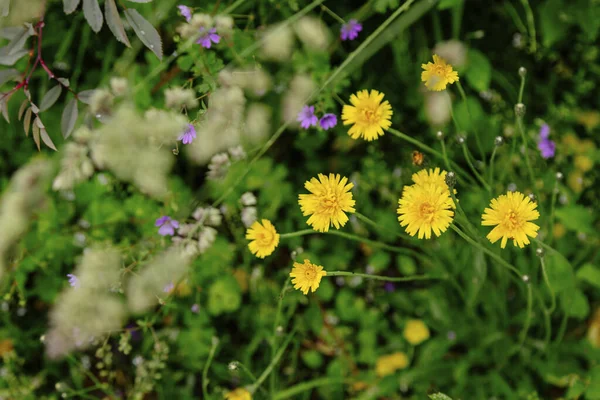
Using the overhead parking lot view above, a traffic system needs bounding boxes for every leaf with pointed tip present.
[61,98,78,139]
[63,0,81,14]
[2,25,35,56]
[124,9,163,60]
[30,103,39,114]
[58,77,70,87]
[32,118,41,150]
[18,99,28,120]
[40,85,62,111]
[0,68,19,86]
[24,108,32,136]
[0,97,9,123]
[83,0,103,33]
[105,0,131,47]
[0,49,29,66]
[77,89,95,104]
[40,128,57,151]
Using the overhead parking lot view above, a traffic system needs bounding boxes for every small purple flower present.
[537,124,555,159]
[319,113,337,130]
[67,274,79,288]
[155,216,180,236]
[178,124,197,144]
[297,105,318,129]
[340,19,363,41]
[384,282,395,292]
[191,304,200,313]
[163,282,175,293]
[197,27,220,49]
[177,5,192,22]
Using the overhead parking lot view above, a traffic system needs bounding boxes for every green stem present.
[250,328,297,394]
[327,270,444,282]
[517,283,533,349]
[354,212,415,241]
[461,143,491,192]
[539,256,556,314]
[320,5,346,24]
[387,127,476,186]
[279,230,316,239]
[450,224,522,280]
[222,0,247,14]
[489,145,498,188]
[516,116,536,190]
[202,337,219,399]
[456,81,485,163]
[548,180,558,246]
[274,378,347,400]
[519,0,537,53]
[440,138,451,171]
[270,279,290,395]
[518,69,526,103]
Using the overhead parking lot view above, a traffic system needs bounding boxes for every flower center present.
[419,202,436,221]
[319,190,340,215]
[304,266,317,280]
[256,231,272,246]
[503,210,522,230]
[362,107,379,124]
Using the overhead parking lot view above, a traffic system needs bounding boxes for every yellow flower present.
[481,191,540,249]
[224,388,252,400]
[375,352,409,377]
[411,167,456,207]
[403,319,430,346]
[290,259,327,295]
[341,89,393,141]
[553,223,566,239]
[588,309,600,348]
[574,155,593,172]
[397,183,454,239]
[246,219,279,258]
[421,54,459,91]
[298,173,356,232]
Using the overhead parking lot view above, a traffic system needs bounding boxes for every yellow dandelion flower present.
[290,259,327,295]
[298,173,356,232]
[341,89,393,141]
[245,219,279,258]
[481,191,540,249]
[397,183,454,239]
[421,54,459,91]
[411,167,457,207]
[375,352,409,377]
[224,388,252,400]
[403,319,430,346]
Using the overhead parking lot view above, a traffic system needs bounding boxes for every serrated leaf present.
[18,99,28,120]
[32,118,41,150]
[40,128,57,151]
[83,0,103,33]
[24,108,32,136]
[61,98,78,139]
[63,0,81,14]
[124,9,163,60]
[0,68,19,86]
[105,0,131,47]
[39,85,62,111]
[77,89,95,104]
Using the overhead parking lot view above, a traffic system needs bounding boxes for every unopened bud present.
[445,171,456,188]
[556,172,563,180]
[456,135,466,145]
[535,248,544,258]
[518,67,527,77]
[494,136,504,146]
[528,193,536,203]
[514,103,526,118]
[436,131,444,140]
[522,275,530,282]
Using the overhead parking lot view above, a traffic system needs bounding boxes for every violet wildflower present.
[197,27,220,49]
[155,216,180,236]
[537,124,555,159]
[67,274,79,288]
[297,105,318,129]
[163,282,175,293]
[340,19,362,41]
[384,282,395,292]
[191,304,200,313]
[178,124,197,144]
[177,5,192,22]
[319,113,337,130]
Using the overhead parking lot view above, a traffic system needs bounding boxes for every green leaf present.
[429,393,454,400]
[438,0,463,9]
[207,276,241,316]
[586,366,600,399]
[124,8,163,60]
[555,205,595,234]
[539,0,568,47]
[39,85,62,112]
[465,49,492,92]
[374,0,399,13]
[544,251,576,293]
[466,249,487,307]
[301,350,324,368]
[105,0,131,47]
[560,289,589,319]
[83,0,103,33]
[576,264,600,288]
[61,98,78,139]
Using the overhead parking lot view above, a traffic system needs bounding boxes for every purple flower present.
[67,274,79,288]
[384,282,395,292]
[197,27,220,49]
[177,5,192,22]
[163,282,175,293]
[155,216,179,236]
[191,304,200,313]
[340,19,363,41]
[178,124,196,144]
[297,105,318,129]
[537,124,555,159]
[319,113,337,130]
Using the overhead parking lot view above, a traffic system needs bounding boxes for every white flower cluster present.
[164,87,199,110]
[174,206,222,255]
[282,74,317,128]
[52,142,94,191]
[0,160,53,281]
[260,16,332,62]
[176,13,233,40]
[45,248,126,359]
[240,192,257,228]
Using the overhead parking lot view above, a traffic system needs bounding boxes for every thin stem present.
[461,143,491,192]
[516,116,536,190]
[354,212,415,241]
[327,271,444,282]
[202,337,219,399]
[519,0,537,53]
[250,328,297,394]
[539,256,556,314]
[548,180,558,245]
[489,145,498,187]
[387,127,476,186]
[440,138,451,171]
[450,191,481,240]
[518,69,526,104]
[456,81,485,163]
[270,279,290,396]
[517,283,533,349]
[279,230,315,239]
[274,378,346,400]
[222,0,247,14]
[321,5,346,24]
